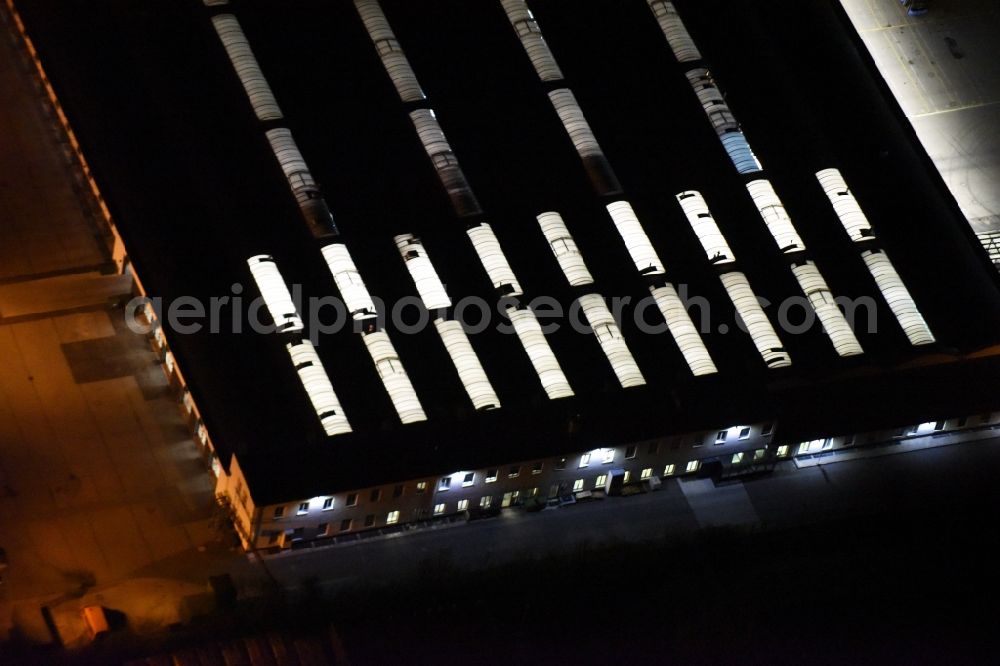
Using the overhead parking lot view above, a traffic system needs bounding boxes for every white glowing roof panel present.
[578,294,646,388]
[676,191,735,265]
[501,0,565,82]
[247,255,303,333]
[507,307,574,399]
[606,201,666,275]
[719,272,791,368]
[210,15,283,122]
[362,330,427,424]
[395,234,452,311]
[264,128,318,208]
[434,319,500,410]
[320,244,378,320]
[649,284,718,376]
[746,180,806,254]
[548,88,606,160]
[287,339,352,436]
[862,250,935,346]
[816,168,874,242]
[537,212,594,286]
[409,108,481,217]
[791,261,864,357]
[647,1,702,63]
[354,0,426,102]
[467,223,523,296]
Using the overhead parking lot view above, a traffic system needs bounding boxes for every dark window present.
[555,458,567,470]
[364,514,376,528]
[739,427,751,439]
[625,446,637,459]
[508,466,520,478]
[340,519,352,532]
[346,493,358,507]
[393,484,404,498]
[317,523,328,536]
[322,497,333,510]
[273,506,285,519]
[647,442,659,455]
[370,489,381,503]
[762,422,774,436]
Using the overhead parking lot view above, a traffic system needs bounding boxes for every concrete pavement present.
[841,0,1000,263]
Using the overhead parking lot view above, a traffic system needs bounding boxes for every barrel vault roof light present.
[320,243,378,320]
[547,88,622,195]
[816,168,934,346]
[745,179,806,254]
[649,284,718,376]
[577,294,646,388]
[676,191,735,265]
[500,0,564,82]
[264,128,336,238]
[362,330,427,424]
[353,0,426,102]
[646,0,701,63]
[247,255,304,333]
[536,212,594,287]
[790,261,864,357]
[209,14,283,122]
[409,108,482,218]
[605,201,667,276]
[287,339,353,436]
[506,306,575,399]
[684,68,762,174]
[247,255,352,435]
[467,222,523,297]
[394,234,452,311]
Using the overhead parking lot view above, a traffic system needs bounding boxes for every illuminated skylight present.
[577,294,646,388]
[320,244,378,320]
[646,0,701,62]
[548,88,622,195]
[816,168,874,242]
[287,339,352,436]
[536,212,594,286]
[362,330,427,424]
[247,255,303,333]
[394,234,451,311]
[501,0,565,82]
[745,179,806,254]
[790,261,864,357]
[862,250,935,346]
[210,15,283,121]
[353,0,426,102]
[467,223,524,297]
[507,306,574,399]
[409,109,482,217]
[685,68,762,174]
[606,201,666,275]
[676,191,735,264]
[648,284,718,376]
[434,319,501,410]
[264,128,336,237]
[719,272,791,368]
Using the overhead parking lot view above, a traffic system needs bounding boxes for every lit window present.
[386,510,400,525]
[439,477,451,491]
[685,460,700,473]
[463,473,475,487]
[532,462,544,475]
[739,427,751,440]
[273,506,285,519]
[486,469,498,483]
[346,493,358,507]
[508,466,520,478]
[640,467,653,480]
[297,502,309,515]
[753,449,765,461]
[602,449,615,464]
[370,489,381,503]
[339,519,352,532]
[433,503,446,515]
[625,446,637,459]
[663,464,675,476]
[458,499,469,511]
[623,471,632,483]
[595,474,608,488]
[393,485,404,498]
[572,479,584,492]
[716,431,727,444]
[555,458,567,470]
[732,452,745,464]
[364,514,375,528]
[416,481,427,494]
[777,445,790,457]
[480,496,492,509]
[322,498,334,510]
[579,453,591,468]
